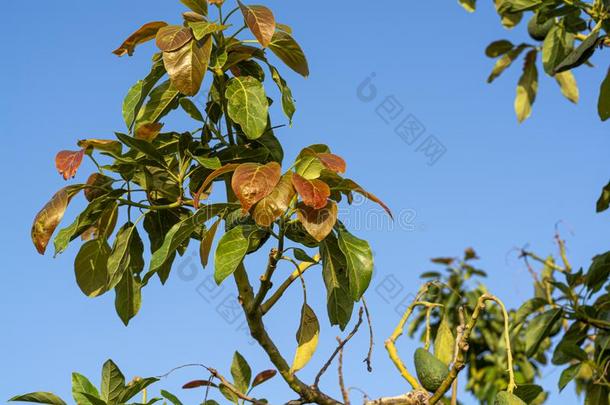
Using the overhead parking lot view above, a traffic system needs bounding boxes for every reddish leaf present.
[84,173,113,202]
[156,25,193,52]
[252,172,295,227]
[135,122,164,141]
[252,369,277,387]
[55,149,85,180]
[231,162,281,212]
[113,21,168,57]
[336,179,393,219]
[193,164,240,208]
[238,1,276,47]
[292,173,330,210]
[317,153,346,174]
[297,201,337,242]
[31,186,81,254]
[182,379,218,389]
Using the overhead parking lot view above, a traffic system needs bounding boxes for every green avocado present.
[527,16,554,41]
[494,391,527,405]
[413,348,449,392]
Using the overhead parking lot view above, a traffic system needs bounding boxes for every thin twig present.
[362,297,374,372]
[337,337,350,405]
[313,307,364,388]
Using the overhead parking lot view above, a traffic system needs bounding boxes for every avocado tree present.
[11,0,610,404]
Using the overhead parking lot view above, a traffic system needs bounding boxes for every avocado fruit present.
[527,16,554,41]
[413,348,449,392]
[494,391,527,405]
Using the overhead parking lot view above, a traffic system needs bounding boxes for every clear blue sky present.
[1,1,608,404]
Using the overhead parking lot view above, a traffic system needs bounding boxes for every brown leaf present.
[77,139,122,156]
[193,164,240,208]
[135,122,164,141]
[252,369,277,387]
[464,247,478,261]
[292,173,330,210]
[297,201,337,242]
[31,186,81,254]
[431,257,455,265]
[156,25,193,52]
[252,172,295,227]
[337,179,393,219]
[113,21,168,57]
[163,35,212,96]
[317,153,346,174]
[55,149,85,180]
[182,379,218,389]
[84,173,113,201]
[231,162,281,212]
[238,1,275,47]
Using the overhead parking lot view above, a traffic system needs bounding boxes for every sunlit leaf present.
[135,122,164,141]
[77,139,123,156]
[297,201,337,242]
[156,25,193,52]
[71,373,99,405]
[231,162,281,211]
[555,71,579,104]
[180,0,208,16]
[238,1,276,47]
[485,40,514,58]
[542,26,573,75]
[317,153,346,174]
[113,21,168,57]
[55,149,85,180]
[214,225,252,284]
[434,316,455,366]
[123,57,166,129]
[269,65,295,123]
[100,360,125,404]
[458,0,476,12]
[514,50,538,123]
[598,68,610,121]
[231,351,252,394]
[32,185,82,254]
[292,173,329,209]
[226,76,269,139]
[252,172,295,227]
[136,80,180,126]
[290,303,320,373]
[9,393,66,405]
[487,44,527,83]
[163,36,212,96]
[269,30,309,77]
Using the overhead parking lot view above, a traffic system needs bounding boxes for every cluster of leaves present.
[459,0,610,122]
[30,0,389,334]
[10,352,278,405]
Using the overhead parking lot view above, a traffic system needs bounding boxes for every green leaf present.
[514,50,538,123]
[598,68,610,121]
[554,31,601,74]
[214,225,252,284]
[290,303,320,373]
[485,40,514,58]
[512,297,547,328]
[487,44,527,83]
[513,384,543,403]
[268,31,309,77]
[524,308,563,356]
[160,391,183,405]
[123,57,166,129]
[336,224,373,301]
[200,218,221,268]
[74,240,111,297]
[559,363,581,391]
[542,26,573,75]
[219,385,239,404]
[586,251,610,293]
[458,0,476,12]
[321,236,354,330]
[71,373,99,405]
[194,156,222,169]
[9,393,66,405]
[107,223,143,289]
[597,181,610,212]
[269,65,296,123]
[180,98,204,121]
[293,248,317,263]
[226,76,269,139]
[586,384,609,405]
[179,0,207,16]
[231,351,252,394]
[118,377,159,402]
[115,132,166,165]
[114,272,142,326]
[136,80,180,126]
[100,360,125,403]
[188,21,228,40]
[434,316,455,366]
[555,71,579,104]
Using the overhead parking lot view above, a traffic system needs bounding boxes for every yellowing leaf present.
[297,201,337,242]
[231,162,281,211]
[487,44,527,83]
[135,122,164,141]
[458,0,476,12]
[238,1,276,47]
[163,36,212,96]
[514,50,538,123]
[434,316,455,366]
[113,21,168,57]
[555,71,579,104]
[290,304,320,373]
